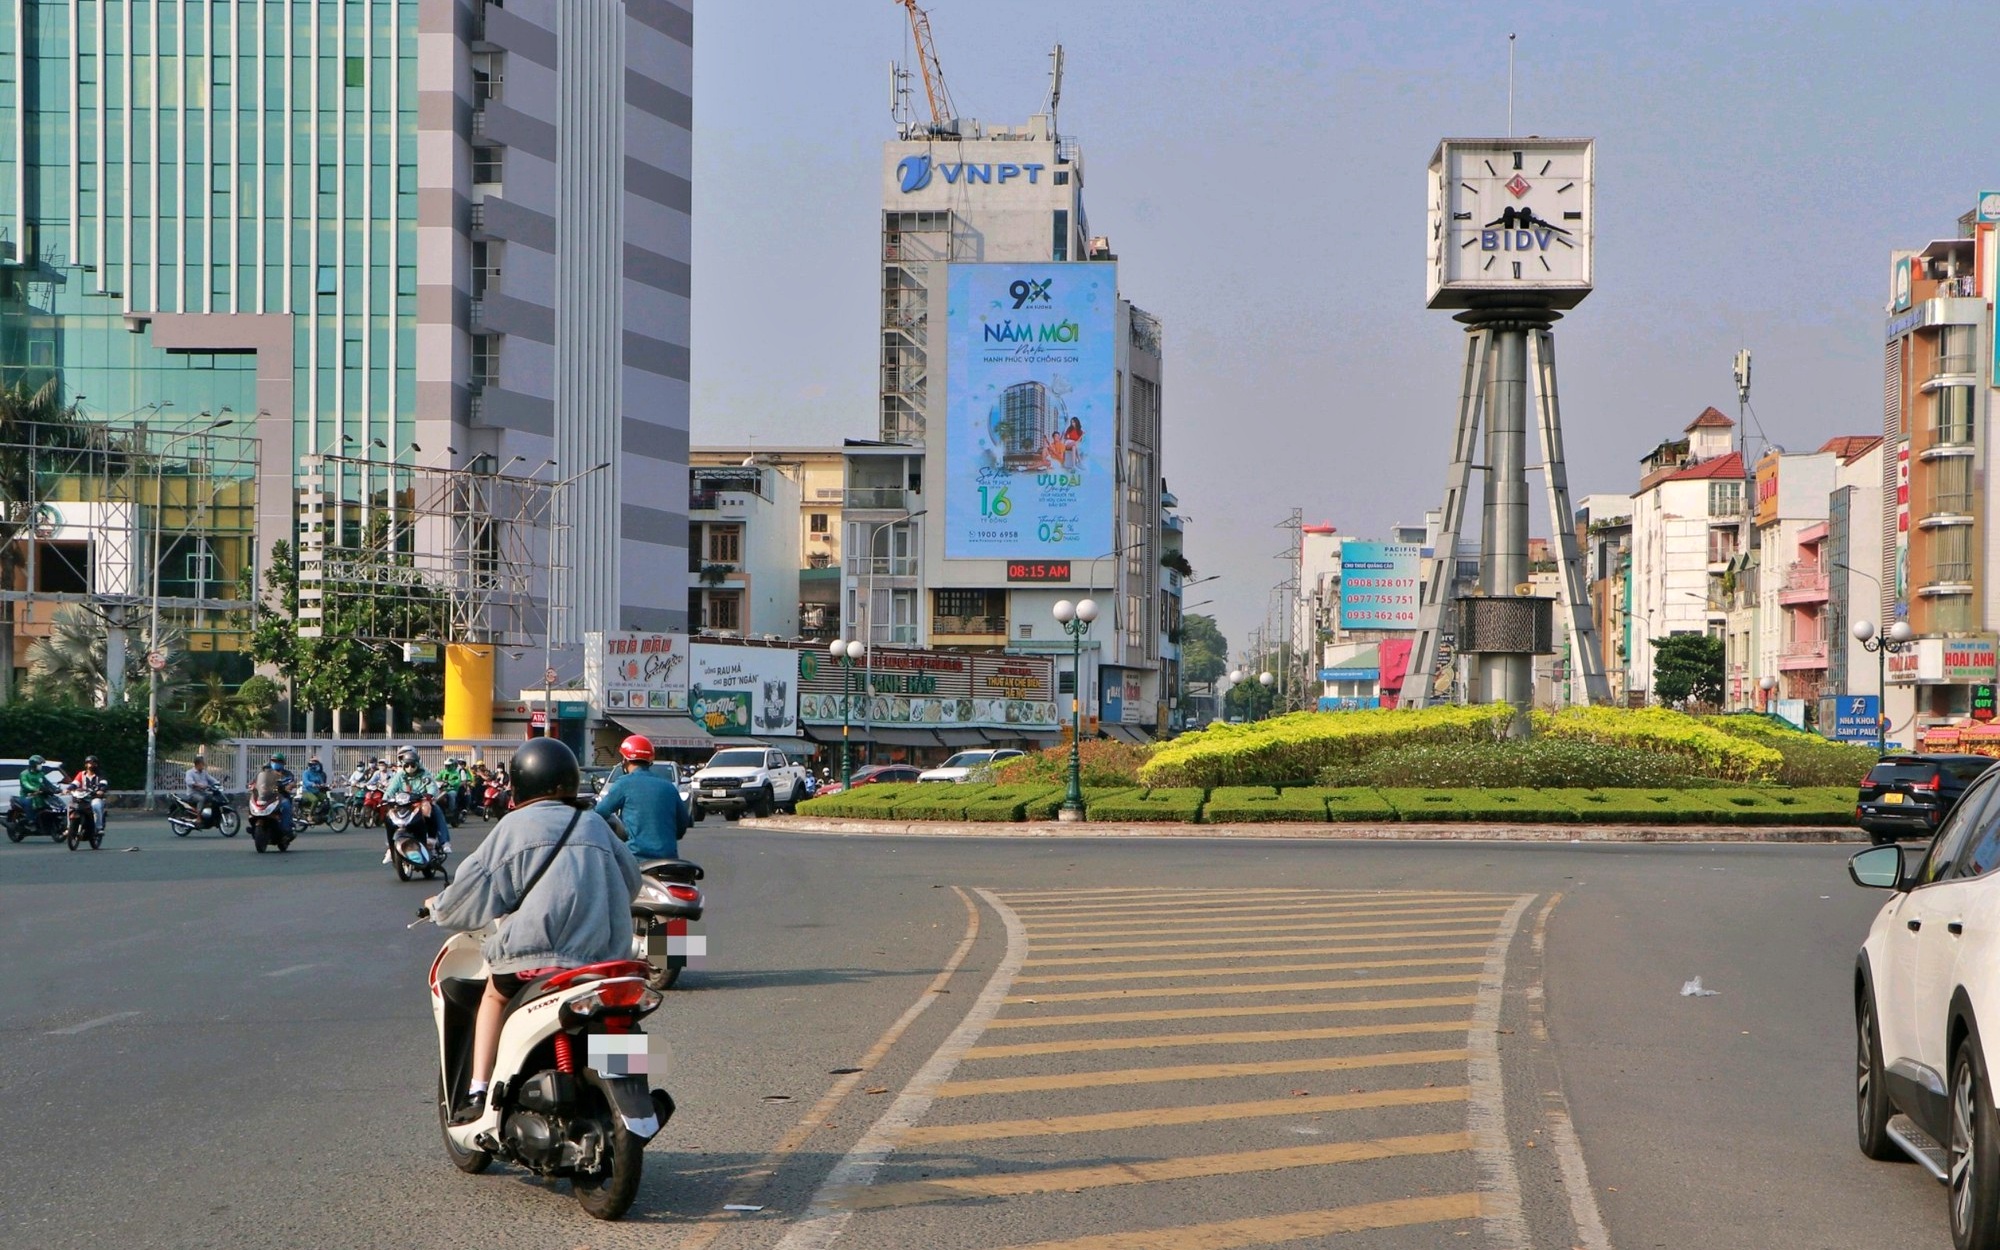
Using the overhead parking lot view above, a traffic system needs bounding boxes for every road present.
[0,813,1951,1249]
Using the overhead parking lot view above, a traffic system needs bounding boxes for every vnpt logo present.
[897,154,933,193]
[1009,278,1053,309]
[895,157,1047,194]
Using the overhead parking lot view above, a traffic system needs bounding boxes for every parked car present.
[820,763,923,795]
[691,747,811,818]
[0,759,64,805]
[590,761,697,824]
[919,749,1025,784]
[1848,767,2000,1246]
[1857,753,1997,845]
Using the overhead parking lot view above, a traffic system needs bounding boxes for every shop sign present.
[1944,637,1998,684]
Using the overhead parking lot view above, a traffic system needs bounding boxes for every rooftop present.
[1684,407,1736,432]
[1660,451,1745,484]
[1817,434,1884,465]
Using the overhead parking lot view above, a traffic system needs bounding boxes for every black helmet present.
[84,755,98,766]
[510,737,579,806]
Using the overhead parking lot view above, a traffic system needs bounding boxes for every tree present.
[1180,613,1227,688]
[1651,633,1724,707]
[190,672,278,736]
[250,520,448,732]
[23,605,187,706]
[0,381,91,701]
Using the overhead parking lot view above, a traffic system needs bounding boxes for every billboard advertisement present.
[1339,542,1423,630]
[690,643,798,738]
[584,632,689,713]
[795,647,1057,730]
[944,263,1116,560]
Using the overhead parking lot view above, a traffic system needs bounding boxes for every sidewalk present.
[740,815,1867,843]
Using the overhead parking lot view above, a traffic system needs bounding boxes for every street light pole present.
[829,638,865,789]
[1854,619,1915,752]
[1054,597,1098,821]
[1258,670,1275,720]
[145,416,233,810]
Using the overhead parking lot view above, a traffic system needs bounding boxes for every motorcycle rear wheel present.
[170,819,191,837]
[90,827,103,850]
[571,1108,645,1220]
[6,818,24,843]
[437,1075,493,1174]
[218,809,241,836]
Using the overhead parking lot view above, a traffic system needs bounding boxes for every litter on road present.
[1680,977,1720,998]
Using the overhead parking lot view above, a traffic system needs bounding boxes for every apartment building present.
[686,464,799,639]
[691,444,847,640]
[1627,408,1741,703]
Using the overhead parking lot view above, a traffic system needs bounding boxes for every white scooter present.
[388,796,449,881]
[417,905,676,1221]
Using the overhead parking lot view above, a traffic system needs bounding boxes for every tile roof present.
[1684,406,1736,432]
[1660,451,1745,483]
[1817,434,1883,464]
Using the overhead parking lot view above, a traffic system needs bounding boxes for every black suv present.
[1856,753,1996,844]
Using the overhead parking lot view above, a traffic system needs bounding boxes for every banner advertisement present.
[584,632,689,713]
[1895,441,1910,613]
[944,262,1117,560]
[1945,637,1998,684]
[1338,542,1423,630]
[689,644,798,737]
[794,647,1057,729]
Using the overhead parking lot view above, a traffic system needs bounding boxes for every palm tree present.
[0,382,89,700]
[24,605,186,706]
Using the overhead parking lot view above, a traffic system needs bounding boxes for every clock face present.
[1427,139,1593,309]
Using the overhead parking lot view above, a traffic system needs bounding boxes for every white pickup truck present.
[690,746,811,819]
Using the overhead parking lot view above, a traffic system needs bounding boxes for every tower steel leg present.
[1478,327,1532,718]
[1403,328,1490,710]
[1529,329,1612,707]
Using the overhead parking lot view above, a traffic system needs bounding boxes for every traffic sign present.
[530,710,547,728]
[544,667,559,686]
[146,651,167,671]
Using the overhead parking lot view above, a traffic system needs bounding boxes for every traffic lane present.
[1542,841,1947,1249]
[0,815,980,1249]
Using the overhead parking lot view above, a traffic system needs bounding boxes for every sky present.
[690,1,1999,650]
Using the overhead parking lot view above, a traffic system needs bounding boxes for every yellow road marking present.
[987,1192,1484,1250]
[986,994,1480,1029]
[1015,955,1487,984]
[964,1018,1474,1060]
[1031,922,1503,952]
[1024,942,1490,969]
[1005,972,1483,1004]
[898,1084,1471,1144]
[1029,905,1513,936]
[833,1131,1473,1210]
[935,1047,1469,1097]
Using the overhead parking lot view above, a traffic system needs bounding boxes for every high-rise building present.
[871,112,1169,737]
[0,0,692,714]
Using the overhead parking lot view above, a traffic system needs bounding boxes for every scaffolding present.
[294,453,555,648]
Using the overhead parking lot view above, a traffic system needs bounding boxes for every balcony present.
[1778,637,1829,671]
[852,556,918,578]
[845,487,910,512]
[932,614,1008,637]
[1777,561,1828,605]
[867,623,920,646]
[1937,351,1979,378]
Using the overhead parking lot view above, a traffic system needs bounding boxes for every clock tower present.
[1405,138,1611,719]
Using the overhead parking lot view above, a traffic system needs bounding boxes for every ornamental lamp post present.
[1054,597,1099,822]
[829,638,866,790]
[1758,673,1778,712]
[1853,619,1915,752]
[1258,670,1275,720]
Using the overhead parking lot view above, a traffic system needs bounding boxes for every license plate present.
[705,790,728,798]
[1882,793,1904,805]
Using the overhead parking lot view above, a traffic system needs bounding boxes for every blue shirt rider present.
[595,734,688,860]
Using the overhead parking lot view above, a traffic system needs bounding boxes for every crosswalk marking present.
[897,1084,1472,1145]
[1015,955,1489,984]
[935,1047,1470,1097]
[1030,924,1504,953]
[832,1131,1474,1211]
[1007,901,1511,924]
[1023,942,1491,969]
[1000,888,1517,908]
[985,994,1481,1029]
[988,1193,1486,1250]
[1004,972,1485,1004]
[963,1018,1476,1060]
[1028,906,1512,937]
[1002,892,1516,916]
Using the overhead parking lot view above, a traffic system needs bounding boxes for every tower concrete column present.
[1478,324,1532,713]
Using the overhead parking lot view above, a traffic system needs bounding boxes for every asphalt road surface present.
[0,812,1953,1249]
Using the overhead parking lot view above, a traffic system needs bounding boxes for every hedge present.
[1376,787,1585,822]
[0,701,200,791]
[1140,706,1515,788]
[1535,707,1781,783]
[1204,786,1325,823]
[1320,788,1403,822]
[1023,786,1145,821]
[1315,739,1710,790]
[1086,787,1207,822]
[795,782,926,819]
[1702,715,1880,787]
[890,784,999,820]
[961,785,1066,822]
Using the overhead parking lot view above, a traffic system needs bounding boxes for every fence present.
[160,737,526,796]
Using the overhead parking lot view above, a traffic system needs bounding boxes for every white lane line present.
[1532,893,1615,1250]
[48,1011,140,1035]
[1469,895,1535,1250]
[263,963,320,978]
[771,888,1028,1250]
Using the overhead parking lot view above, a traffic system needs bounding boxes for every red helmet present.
[618,734,655,763]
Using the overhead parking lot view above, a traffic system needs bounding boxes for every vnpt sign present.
[898,154,1048,194]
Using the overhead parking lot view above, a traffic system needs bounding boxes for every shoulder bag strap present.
[501,804,586,919]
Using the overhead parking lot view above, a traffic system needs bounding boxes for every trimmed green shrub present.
[1088,787,1207,822]
[1376,787,1582,822]
[1534,707,1781,782]
[1023,787,1144,821]
[961,785,1066,822]
[0,701,200,791]
[891,784,998,820]
[1701,716,1880,787]
[1315,739,1707,790]
[1141,706,1516,788]
[1319,788,1402,822]
[1204,786,1329,823]
[795,782,925,819]
[993,739,1151,788]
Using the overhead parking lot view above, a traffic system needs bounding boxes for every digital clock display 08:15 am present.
[1007,560,1072,583]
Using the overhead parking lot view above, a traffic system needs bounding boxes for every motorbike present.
[470,779,511,820]
[419,904,674,1220]
[297,786,350,832]
[388,796,449,881]
[63,780,107,851]
[169,783,240,838]
[631,859,704,991]
[6,794,66,844]
[246,787,296,854]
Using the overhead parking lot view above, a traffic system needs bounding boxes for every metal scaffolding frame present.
[295,453,555,647]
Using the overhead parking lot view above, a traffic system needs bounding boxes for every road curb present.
[739,815,1867,843]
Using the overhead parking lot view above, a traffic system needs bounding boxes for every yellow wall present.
[443,644,496,738]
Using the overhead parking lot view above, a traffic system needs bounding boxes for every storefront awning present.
[982,727,1061,745]
[1102,724,1154,746]
[937,729,989,748]
[606,714,714,752]
[741,737,816,757]
[871,728,942,748]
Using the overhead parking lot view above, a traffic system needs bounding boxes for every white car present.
[1850,768,2000,1247]
[691,747,811,819]
[0,759,64,805]
[919,749,1025,784]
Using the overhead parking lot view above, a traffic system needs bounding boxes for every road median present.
[741,814,1866,843]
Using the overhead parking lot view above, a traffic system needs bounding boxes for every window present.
[1054,170,1069,185]
[345,56,364,88]
[1707,480,1742,517]
[471,241,500,298]
[473,146,503,184]
[1933,386,1974,446]
[809,513,829,534]
[1932,526,1973,584]
[1052,209,1069,261]
[707,525,742,565]
[470,334,499,387]
[703,592,741,631]
[1925,776,2000,883]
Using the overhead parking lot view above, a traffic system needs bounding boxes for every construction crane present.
[895,0,958,136]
